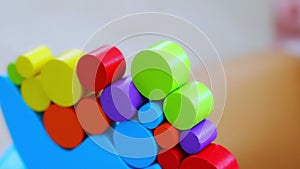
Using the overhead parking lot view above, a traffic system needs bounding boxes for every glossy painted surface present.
[0,74,131,169]
[15,46,53,78]
[164,81,214,130]
[41,49,84,107]
[131,40,190,100]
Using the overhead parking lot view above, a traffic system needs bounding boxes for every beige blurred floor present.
[216,51,300,169]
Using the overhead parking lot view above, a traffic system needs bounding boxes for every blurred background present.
[1,0,300,168]
[0,0,274,72]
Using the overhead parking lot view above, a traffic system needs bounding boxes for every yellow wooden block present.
[41,49,84,107]
[21,75,51,112]
[16,46,54,78]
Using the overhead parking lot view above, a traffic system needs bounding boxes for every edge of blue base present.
[0,145,26,169]
[0,74,131,169]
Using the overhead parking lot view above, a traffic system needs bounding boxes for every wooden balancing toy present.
[0,40,239,169]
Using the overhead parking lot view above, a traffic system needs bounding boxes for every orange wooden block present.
[154,122,179,150]
[43,104,85,149]
[76,96,111,135]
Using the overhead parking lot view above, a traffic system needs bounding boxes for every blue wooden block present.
[113,121,158,168]
[138,102,164,129]
[0,74,131,169]
[144,163,162,169]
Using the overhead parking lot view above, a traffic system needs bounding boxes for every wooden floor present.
[216,51,300,169]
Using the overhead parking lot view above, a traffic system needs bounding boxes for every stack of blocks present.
[2,40,239,169]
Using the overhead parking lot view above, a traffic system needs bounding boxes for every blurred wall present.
[0,0,273,72]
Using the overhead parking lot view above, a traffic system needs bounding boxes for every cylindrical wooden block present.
[41,49,84,107]
[180,119,217,154]
[16,46,53,78]
[76,96,111,135]
[154,122,179,150]
[157,146,186,169]
[131,40,190,100]
[43,104,85,149]
[21,75,51,112]
[138,101,164,129]
[100,76,147,122]
[144,163,162,169]
[163,81,214,130]
[77,45,126,93]
[7,63,24,86]
[113,121,157,168]
[180,144,239,169]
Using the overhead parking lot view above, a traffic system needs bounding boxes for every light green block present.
[7,63,24,86]
[163,81,214,130]
[131,40,191,100]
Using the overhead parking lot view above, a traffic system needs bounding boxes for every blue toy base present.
[0,74,132,169]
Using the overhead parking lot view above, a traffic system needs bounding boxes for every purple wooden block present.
[180,119,217,154]
[100,76,147,122]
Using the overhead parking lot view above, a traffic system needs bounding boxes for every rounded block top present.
[157,146,186,169]
[138,102,164,129]
[154,122,179,150]
[100,76,147,122]
[76,96,111,135]
[21,76,51,112]
[180,119,217,154]
[16,46,53,78]
[77,45,126,92]
[41,49,84,107]
[163,81,214,130]
[43,104,85,149]
[131,40,191,100]
[7,63,24,86]
[179,144,239,169]
[113,121,157,168]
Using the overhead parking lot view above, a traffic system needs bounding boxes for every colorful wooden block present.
[157,146,186,169]
[7,63,24,86]
[113,121,157,168]
[138,101,164,129]
[131,40,191,100]
[154,122,179,150]
[0,41,239,169]
[16,46,53,78]
[100,76,147,122]
[43,104,86,149]
[77,45,126,93]
[180,144,239,169]
[20,75,50,112]
[0,74,132,169]
[163,81,214,130]
[76,96,111,135]
[144,163,162,169]
[180,119,217,154]
[41,49,84,107]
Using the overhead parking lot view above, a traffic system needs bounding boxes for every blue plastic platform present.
[0,74,132,169]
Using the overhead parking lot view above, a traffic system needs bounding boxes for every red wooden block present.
[157,146,186,169]
[43,104,86,149]
[180,143,239,169]
[76,45,126,93]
